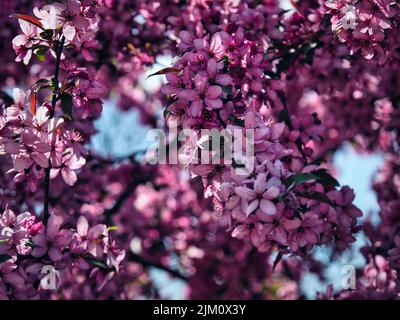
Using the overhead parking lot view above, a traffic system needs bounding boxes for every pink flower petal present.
[231,224,249,239]
[190,101,203,117]
[234,187,256,200]
[207,59,217,78]
[272,227,287,244]
[77,216,89,237]
[87,224,106,239]
[216,74,233,86]
[179,89,198,101]
[61,167,77,186]
[205,98,222,109]
[206,86,222,99]
[245,199,259,216]
[32,153,49,168]
[259,199,276,215]
[263,186,280,200]
[47,215,60,240]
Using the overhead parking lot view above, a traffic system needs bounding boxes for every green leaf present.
[39,29,54,40]
[264,70,280,80]
[284,172,319,188]
[0,239,8,245]
[272,252,283,271]
[311,169,340,187]
[60,93,73,120]
[222,86,232,96]
[0,254,12,263]
[278,108,291,127]
[309,158,326,166]
[163,108,170,119]
[296,191,333,205]
[86,257,112,271]
[228,115,244,127]
[34,46,49,62]
[107,226,119,232]
[25,239,35,248]
[32,79,51,91]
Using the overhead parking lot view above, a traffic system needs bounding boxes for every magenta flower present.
[288,213,323,251]
[63,129,87,158]
[50,152,86,186]
[71,78,104,118]
[105,238,126,272]
[206,58,233,86]
[72,216,108,257]
[5,131,51,171]
[257,204,301,245]
[180,74,223,117]
[12,19,38,65]
[231,219,265,248]
[32,215,72,261]
[33,4,64,30]
[161,73,183,96]
[61,0,90,41]
[234,173,280,217]
[0,208,43,256]
[389,236,400,270]
[194,32,226,60]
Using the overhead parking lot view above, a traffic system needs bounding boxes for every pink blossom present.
[71,216,108,258]
[180,74,223,117]
[50,152,86,186]
[32,215,72,261]
[12,20,38,65]
[33,4,65,30]
[235,173,280,217]
[288,213,323,252]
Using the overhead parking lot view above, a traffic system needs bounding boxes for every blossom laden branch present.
[43,36,65,225]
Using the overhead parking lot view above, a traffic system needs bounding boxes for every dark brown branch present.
[128,252,188,281]
[103,179,137,225]
[43,36,65,224]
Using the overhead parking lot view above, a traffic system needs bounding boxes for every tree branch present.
[103,179,137,225]
[128,252,188,281]
[43,36,65,224]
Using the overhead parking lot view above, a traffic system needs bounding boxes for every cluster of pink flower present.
[321,255,399,300]
[0,89,85,190]
[31,161,300,300]
[0,1,124,299]
[0,207,123,299]
[325,0,400,67]
[363,154,400,271]
[162,22,362,257]
[0,0,400,300]
[12,1,104,120]
[269,2,400,154]
[12,0,100,65]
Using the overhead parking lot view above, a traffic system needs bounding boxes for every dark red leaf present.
[146,67,179,79]
[273,252,283,271]
[11,14,44,29]
[30,92,37,115]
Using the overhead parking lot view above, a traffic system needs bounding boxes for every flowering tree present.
[0,0,399,300]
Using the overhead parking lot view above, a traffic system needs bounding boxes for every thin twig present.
[104,179,137,225]
[43,36,65,224]
[128,252,188,281]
